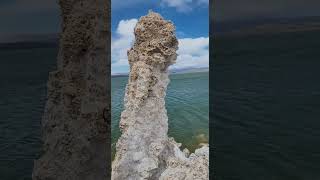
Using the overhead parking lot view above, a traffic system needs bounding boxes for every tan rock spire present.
[32,0,111,179]
[112,11,208,180]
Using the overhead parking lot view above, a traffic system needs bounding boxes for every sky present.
[0,0,60,42]
[111,0,209,74]
[1,0,320,69]
[214,0,320,22]
[1,0,320,39]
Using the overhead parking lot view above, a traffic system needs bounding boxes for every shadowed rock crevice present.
[112,11,209,180]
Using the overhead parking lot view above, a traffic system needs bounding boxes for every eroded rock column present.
[112,11,209,180]
[32,0,110,179]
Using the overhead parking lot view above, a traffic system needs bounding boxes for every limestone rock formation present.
[112,11,209,180]
[32,0,110,179]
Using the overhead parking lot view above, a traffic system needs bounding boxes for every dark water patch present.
[0,47,58,179]
[212,30,320,180]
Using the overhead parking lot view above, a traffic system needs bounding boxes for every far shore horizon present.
[111,67,209,77]
[2,15,320,44]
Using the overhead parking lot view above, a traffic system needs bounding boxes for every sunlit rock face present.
[112,11,209,180]
[32,0,110,179]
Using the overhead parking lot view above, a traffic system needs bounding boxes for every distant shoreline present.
[111,68,209,78]
[214,16,320,38]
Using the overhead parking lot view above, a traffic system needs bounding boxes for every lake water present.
[0,46,58,180]
[0,45,209,179]
[212,30,320,180]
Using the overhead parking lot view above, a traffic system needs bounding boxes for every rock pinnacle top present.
[128,11,178,69]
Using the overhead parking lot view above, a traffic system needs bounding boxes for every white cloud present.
[178,37,209,56]
[172,37,209,69]
[161,0,193,12]
[111,19,137,74]
[112,19,208,74]
[116,19,138,37]
[161,0,208,12]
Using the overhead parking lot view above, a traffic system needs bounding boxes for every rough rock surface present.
[32,0,110,179]
[112,11,209,180]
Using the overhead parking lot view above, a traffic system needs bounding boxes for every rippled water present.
[3,30,319,180]
[212,31,320,179]
[0,47,58,180]
[112,72,209,157]
[0,45,209,179]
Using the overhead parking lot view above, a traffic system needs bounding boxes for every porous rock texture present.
[32,0,110,179]
[112,11,209,180]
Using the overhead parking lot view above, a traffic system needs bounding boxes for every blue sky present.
[0,0,60,42]
[111,0,209,74]
[1,0,320,43]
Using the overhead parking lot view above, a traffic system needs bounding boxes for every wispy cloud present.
[111,19,208,74]
[112,0,208,13]
[161,0,208,12]
[112,0,148,10]
[111,19,138,74]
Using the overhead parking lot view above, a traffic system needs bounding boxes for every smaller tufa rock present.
[183,148,190,157]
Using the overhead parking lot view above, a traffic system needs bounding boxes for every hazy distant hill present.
[0,33,59,43]
[0,41,58,50]
[170,67,209,74]
[112,67,209,77]
[214,16,320,36]
[0,33,59,50]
